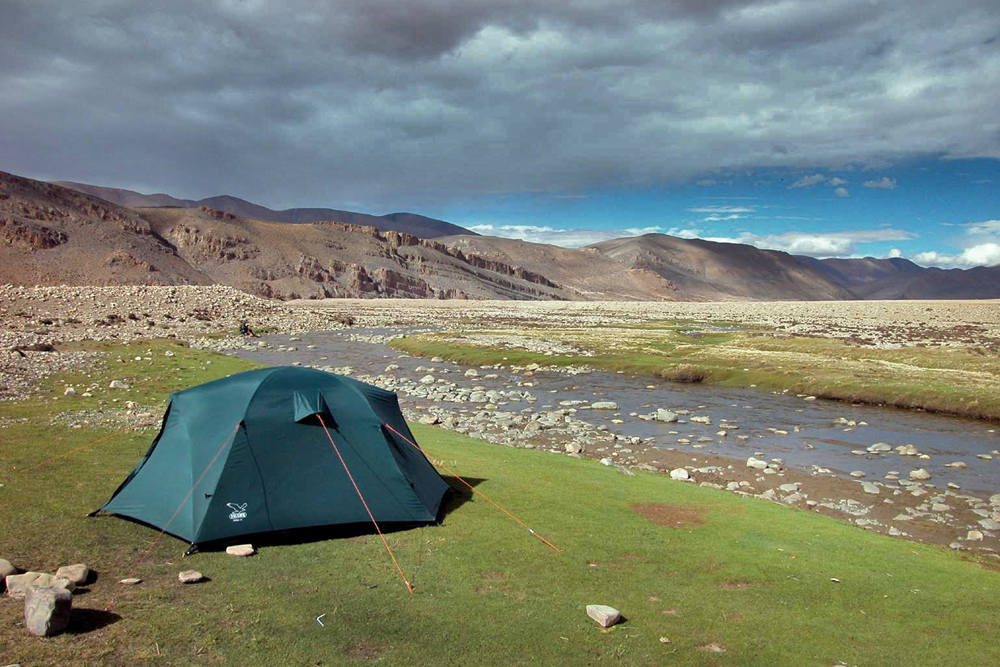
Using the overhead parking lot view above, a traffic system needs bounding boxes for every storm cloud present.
[1,0,998,209]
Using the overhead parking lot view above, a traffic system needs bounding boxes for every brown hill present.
[793,256,921,290]
[586,234,856,301]
[1,171,567,300]
[53,181,474,239]
[439,235,678,300]
[0,171,213,287]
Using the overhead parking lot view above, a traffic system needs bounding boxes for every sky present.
[1,0,999,267]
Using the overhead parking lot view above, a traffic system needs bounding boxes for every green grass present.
[391,326,1000,420]
[2,342,1000,666]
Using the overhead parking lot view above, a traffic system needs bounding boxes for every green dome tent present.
[92,366,449,550]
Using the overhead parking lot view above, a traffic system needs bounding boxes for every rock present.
[419,415,440,425]
[860,482,880,495]
[655,409,678,423]
[909,468,931,480]
[866,442,892,453]
[54,564,89,586]
[803,396,816,401]
[746,457,768,470]
[178,570,204,584]
[464,369,479,377]
[778,483,800,492]
[63,387,76,396]
[896,444,919,456]
[226,544,255,557]
[0,558,14,582]
[24,586,73,637]
[669,468,690,481]
[419,375,435,385]
[849,471,866,478]
[564,442,583,454]
[600,458,614,466]
[108,379,129,390]
[967,530,984,541]
[979,518,1000,531]
[119,577,142,585]
[586,604,621,627]
[5,572,74,599]
[590,401,619,410]
[690,415,711,424]
[990,494,1000,506]
[945,461,967,469]
[977,453,993,460]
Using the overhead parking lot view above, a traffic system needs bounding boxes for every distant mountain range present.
[52,181,474,239]
[0,170,997,301]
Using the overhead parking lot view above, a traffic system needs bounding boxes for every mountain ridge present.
[52,180,475,239]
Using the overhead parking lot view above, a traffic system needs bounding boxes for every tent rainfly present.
[91,366,449,550]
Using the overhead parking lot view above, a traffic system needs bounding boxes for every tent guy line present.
[104,421,242,613]
[317,412,414,595]
[382,422,563,554]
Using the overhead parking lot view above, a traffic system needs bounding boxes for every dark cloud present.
[1,0,998,209]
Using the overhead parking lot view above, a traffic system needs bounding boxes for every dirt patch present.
[630,503,707,528]
[474,583,510,595]
[479,571,508,580]
[344,642,385,661]
[719,581,754,590]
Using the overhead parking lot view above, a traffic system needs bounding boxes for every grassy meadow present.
[390,322,1000,420]
[1,340,999,666]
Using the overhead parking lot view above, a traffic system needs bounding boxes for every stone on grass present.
[109,380,129,390]
[178,570,204,584]
[119,577,141,585]
[600,458,614,466]
[669,468,690,481]
[0,558,14,579]
[5,573,74,599]
[55,564,89,586]
[24,586,72,637]
[909,468,931,480]
[226,544,256,557]
[564,442,583,454]
[586,604,621,627]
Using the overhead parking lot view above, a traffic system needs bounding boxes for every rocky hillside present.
[586,234,856,301]
[54,181,473,238]
[0,171,568,300]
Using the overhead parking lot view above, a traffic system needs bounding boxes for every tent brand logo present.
[227,502,248,522]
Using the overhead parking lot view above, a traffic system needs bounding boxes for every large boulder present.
[24,585,73,637]
[5,572,75,599]
[55,564,89,586]
[589,401,619,410]
[655,409,678,423]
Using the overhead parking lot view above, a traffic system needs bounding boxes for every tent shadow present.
[192,477,487,553]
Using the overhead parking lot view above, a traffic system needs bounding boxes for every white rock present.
[54,564,89,585]
[967,530,984,541]
[590,401,619,410]
[63,387,76,396]
[178,570,204,584]
[909,468,931,480]
[778,483,800,492]
[655,409,678,423]
[600,458,614,466]
[746,457,768,470]
[24,586,72,637]
[226,544,256,557]
[669,468,690,481]
[5,572,74,599]
[866,443,892,453]
[586,604,621,627]
[109,380,129,390]
[860,482,880,495]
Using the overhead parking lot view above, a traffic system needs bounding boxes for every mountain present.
[5,169,999,302]
[586,234,856,301]
[1,171,563,300]
[52,181,474,239]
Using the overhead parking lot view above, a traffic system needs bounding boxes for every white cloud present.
[696,228,914,257]
[686,206,755,214]
[789,174,827,189]
[863,176,897,189]
[912,243,1000,268]
[886,247,902,258]
[963,219,1000,236]
[828,176,848,186]
[834,186,850,197]
[466,223,665,247]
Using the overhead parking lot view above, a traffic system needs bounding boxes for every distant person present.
[239,320,256,337]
